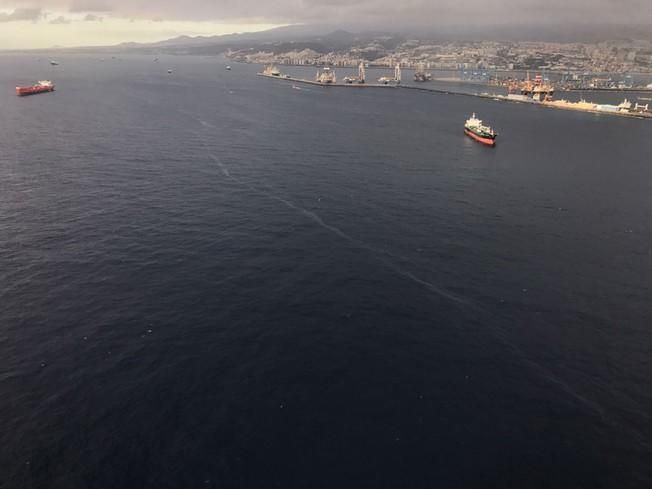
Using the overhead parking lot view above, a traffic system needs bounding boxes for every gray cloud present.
[2,0,651,25]
[49,14,71,23]
[86,0,651,24]
[0,7,43,22]
[69,0,112,12]
[83,13,103,21]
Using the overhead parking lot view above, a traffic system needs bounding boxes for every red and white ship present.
[16,80,55,96]
[464,113,497,147]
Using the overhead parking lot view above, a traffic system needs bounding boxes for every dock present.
[257,73,397,88]
[258,71,652,121]
[405,85,652,120]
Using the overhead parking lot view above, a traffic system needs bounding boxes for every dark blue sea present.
[1,54,651,489]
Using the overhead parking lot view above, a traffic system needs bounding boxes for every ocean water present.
[1,54,651,489]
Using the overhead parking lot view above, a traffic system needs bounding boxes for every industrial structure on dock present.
[257,62,651,119]
[508,73,555,102]
[262,65,283,77]
[378,64,402,85]
[414,63,433,82]
[343,62,366,84]
[316,66,337,84]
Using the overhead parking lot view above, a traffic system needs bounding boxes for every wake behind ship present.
[16,80,55,96]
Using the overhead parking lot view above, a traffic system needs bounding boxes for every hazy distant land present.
[7,24,652,74]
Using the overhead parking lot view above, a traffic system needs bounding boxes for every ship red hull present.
[464,128,496,146]
[16,86,55,96]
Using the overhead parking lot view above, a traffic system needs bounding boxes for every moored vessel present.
[414,62,432,82]
[378,63,402,85]
[414,72,433,82]
[16,80,55,96]
[315,66,336,84]
[343,62,366,84]
[509,73,555,102]
[263,65,281,77]
[464,113,497,146]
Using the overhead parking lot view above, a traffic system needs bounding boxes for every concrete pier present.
[257,73,398,88]
[258,72,652,120]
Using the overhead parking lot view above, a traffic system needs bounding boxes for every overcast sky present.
[1,0,651,48]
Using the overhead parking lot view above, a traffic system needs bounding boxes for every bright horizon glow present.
[0,14,283,50]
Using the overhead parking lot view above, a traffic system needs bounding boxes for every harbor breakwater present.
[258,73,652,120]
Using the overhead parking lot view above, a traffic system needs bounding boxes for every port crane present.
[343,62,366,84]
[378,63,401,85]
[315,66,336,84]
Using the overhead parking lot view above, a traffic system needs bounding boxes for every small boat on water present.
[16,80,55,96]
[226,65,231,71]
[50,60,59,66]
[464,113,497,146]
[167,69,173,74]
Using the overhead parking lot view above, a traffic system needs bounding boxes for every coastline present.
[259,71,652,120]
[256,72,398,88]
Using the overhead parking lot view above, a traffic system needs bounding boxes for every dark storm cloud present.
[0,7,43,22]
[68,0,112,12]
[3,0,651,24]
[87,0,651,24]
[48,14,70,23]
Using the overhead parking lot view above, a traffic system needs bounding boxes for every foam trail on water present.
[177,108,218,130]
[199,120,217,129]
[206,151,615,424]
[184,76,624,424]
[207,153,465,304]
[265,193,466,304]
[209,155,230,177]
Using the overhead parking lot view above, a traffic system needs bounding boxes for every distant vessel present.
[50,60,59,66]
[226,65,231,70]
[464,113,496,146]
[263,65,281,77]
[16,80,55,96]
[413,62,432,82]
[378,63,402,85]
[315,66,336,84]
[343,62,366,84]
[167,69,173,74]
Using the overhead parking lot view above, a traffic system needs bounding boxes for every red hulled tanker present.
[16,80,55,96]
[464,113,497,147]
